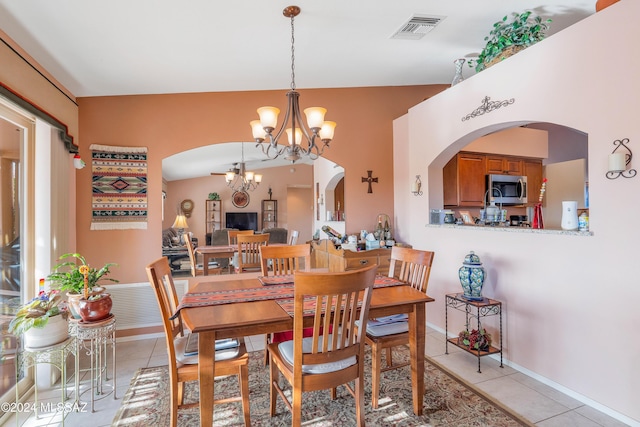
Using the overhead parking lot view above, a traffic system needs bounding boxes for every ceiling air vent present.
[391,14,445,40]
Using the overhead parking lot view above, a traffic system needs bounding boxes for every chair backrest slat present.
[237,233,270,272]
[184,231,198,277]
[288,230,299,245]
[388,246,435,294]
[292,265,377,370]
[146,257,182,387]
[228,229,254,245]
[259,244,311,276]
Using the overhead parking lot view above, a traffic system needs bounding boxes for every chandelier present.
[250,5,336,163]
[225,143,262,192]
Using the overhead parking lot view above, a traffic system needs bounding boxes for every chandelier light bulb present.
[250,120,267,141]
[245,171,255,182]
[257,106,280,130]
[286,128,303,146]
[255,174,263,183]
[303,107,326,130]
[319,121,336,141]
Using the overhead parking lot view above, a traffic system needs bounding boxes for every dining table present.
[179,271,434,426]
[194,245,236,274]
[196,242,288,275]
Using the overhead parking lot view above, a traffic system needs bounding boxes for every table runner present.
[90,144,148,230]
[171,275,405,319]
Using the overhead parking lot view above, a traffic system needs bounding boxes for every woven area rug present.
[90,144,148,230]
[112,347,533,426]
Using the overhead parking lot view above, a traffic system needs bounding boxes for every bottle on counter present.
[375,221,383,240]
[578,212,589,231]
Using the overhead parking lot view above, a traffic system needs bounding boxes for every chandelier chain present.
[290,14,296,91]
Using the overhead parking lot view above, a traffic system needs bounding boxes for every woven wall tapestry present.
[90,144,148,230]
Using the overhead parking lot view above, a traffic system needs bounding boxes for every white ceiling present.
[0,0,595,179]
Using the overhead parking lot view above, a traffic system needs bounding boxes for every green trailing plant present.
[458,328,492,351]
[469,10,551,72]
[47,253,118,295]
[208,192,220,200]
[8,289,66,335]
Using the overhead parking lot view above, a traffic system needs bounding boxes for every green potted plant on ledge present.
[469,10,551,72]
[47,253,118,319]
[8,286,69,348]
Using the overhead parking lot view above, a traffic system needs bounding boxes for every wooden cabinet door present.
[523,159,543,206]
[486,156,522,175]
[457,153,487,206]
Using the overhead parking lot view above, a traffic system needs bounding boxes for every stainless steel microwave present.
[486,174,527,205]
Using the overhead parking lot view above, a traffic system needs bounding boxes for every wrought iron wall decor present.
[362,170,378,193]
[461,96,515,121]
[606,138,636,179]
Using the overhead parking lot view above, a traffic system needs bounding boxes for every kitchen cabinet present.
[443,153,487,207]
[486,156,522,175]
[523,158,543,206]
[444,152,543,207]
[205,199,223,234]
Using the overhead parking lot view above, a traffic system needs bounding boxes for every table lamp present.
[172,214,189,245]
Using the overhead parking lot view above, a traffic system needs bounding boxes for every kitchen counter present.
[426,223,593,236]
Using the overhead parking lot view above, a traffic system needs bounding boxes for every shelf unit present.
[261,199,277,229]
[205,199,223,234]
[445,293,503,373]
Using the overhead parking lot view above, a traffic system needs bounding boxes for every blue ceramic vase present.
[458,251,486,301]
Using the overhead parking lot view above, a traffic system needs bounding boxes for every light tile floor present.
[2,328,631,426]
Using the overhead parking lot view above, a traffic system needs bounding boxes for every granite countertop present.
[425,223,592,236]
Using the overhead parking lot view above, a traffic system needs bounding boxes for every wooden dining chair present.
[259,244,310,276]
[259,244,311,364]
[288,230,299,245]
[184,232,221,276]
[145,257,251,427]
[235,233,269,273]
[228,229,255,271]
[227,229,254,245]
[363,246,435,409]
[267,265,377,426]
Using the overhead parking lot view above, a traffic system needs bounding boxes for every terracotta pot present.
[596,0,619,11]
[77,293,112,322]
[67,288,106,319]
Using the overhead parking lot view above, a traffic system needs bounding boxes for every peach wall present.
[76,85,447,283]
[394,1,638,424]
[286,187,314,244]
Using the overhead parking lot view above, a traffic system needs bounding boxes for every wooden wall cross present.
[361,170,378,193]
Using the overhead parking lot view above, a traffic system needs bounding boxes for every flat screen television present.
[226,212,258,231]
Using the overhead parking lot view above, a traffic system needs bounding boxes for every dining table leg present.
[198,330,216,426]
[409,302,426,416]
